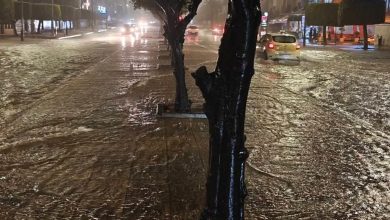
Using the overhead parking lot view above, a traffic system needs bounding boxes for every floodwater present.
[0,28,389,219]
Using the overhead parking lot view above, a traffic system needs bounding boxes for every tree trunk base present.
[156,103,205,119]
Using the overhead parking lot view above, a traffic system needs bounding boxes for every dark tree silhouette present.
[130,0,203,112]
[192,0,261,218]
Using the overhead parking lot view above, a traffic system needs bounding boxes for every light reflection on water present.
[121,36,126,49]
[120,35,137,49]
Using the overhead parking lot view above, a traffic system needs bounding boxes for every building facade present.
[261,0,304,18]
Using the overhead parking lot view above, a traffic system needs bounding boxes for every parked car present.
[186,25,199,35]
[121,24,136,35]
[258,32,300,61]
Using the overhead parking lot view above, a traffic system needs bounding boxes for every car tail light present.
[268,43,275,49]
[296,44,301,50]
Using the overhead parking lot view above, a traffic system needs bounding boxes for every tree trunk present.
[192,0,261,218]
[323,25,327,45]
[37,20,42,33]
[0,24,4,34]
[303,22,306,47]
[363,24,368,50]
[168,35,191,112]
[13,21,18,36]
[65,21,68,36]
[24,20,29,32]
[29,3,33,33]
[30,20,35,33]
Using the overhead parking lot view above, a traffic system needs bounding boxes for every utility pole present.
[21,0,24,41]
[91,0,95,31]
[29,0,34,33]
[79,0,82,29]
[51,0,54,36]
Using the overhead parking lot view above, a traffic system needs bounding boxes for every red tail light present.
[296,44,301,50]
[268,43,275,49]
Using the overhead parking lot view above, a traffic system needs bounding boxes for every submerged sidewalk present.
[0,28,110,43]
[120,37,390,219]
[0,30,388,219]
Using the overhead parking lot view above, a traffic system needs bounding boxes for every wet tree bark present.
[12,21,18,36]
[37,20,43,33]
[303,22,306,47]
[322,25,327,45]
[30,20,35,33]
[170,37,190,112]
[24,20,29,32]
[192,0,261,218]
[133,0,202,112]
[363,24,368,50]
[165,23,190,112]
[155,0,202,112]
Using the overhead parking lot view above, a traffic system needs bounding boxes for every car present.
[186,25,199,35]
[211,25,224,35]
[258,32,300,61]
[121,24,136,35]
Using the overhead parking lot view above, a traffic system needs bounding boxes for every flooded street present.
[247,44,390,219]
[0,28,389,219]
[0,30,206,219]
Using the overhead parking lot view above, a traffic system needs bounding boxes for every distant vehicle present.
[258,33,300,61]
[121,24,136,35]
[186,25,199,35]
[148,21,159,27]
[211,25,224,35]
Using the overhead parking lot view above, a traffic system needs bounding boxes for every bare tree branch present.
[180,0,202,27]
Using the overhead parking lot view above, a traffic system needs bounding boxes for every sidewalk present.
[0,28,111,42]
[300,39,390,51]
[119,40,209,219]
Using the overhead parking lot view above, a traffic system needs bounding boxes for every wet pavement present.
[0,29,389,219]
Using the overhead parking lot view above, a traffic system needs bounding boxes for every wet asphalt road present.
[0,28,389,219]
[185,32,390,219]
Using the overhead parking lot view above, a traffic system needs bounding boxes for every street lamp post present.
[79,0,82,29]
[91,0,94,31]
[21,0,24,41]
[29,0,34,33]
[51,0,55,36]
